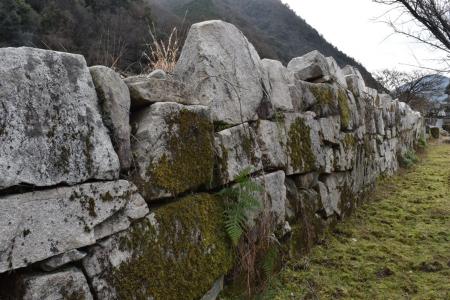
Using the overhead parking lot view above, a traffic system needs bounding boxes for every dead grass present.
[143,26,180,74]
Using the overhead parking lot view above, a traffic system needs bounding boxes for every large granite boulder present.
[0,180,148,273]
[174,20,266,124]
[261,59,294,112]
[131,102,215,201]
[0,47,119,190]
[124,76,194,109]
[214,123,263,185]
[287,50,331,83]
[0,267,93,300]
[82,194,233,300]
[343,65,366,97]
[90,66,132,172]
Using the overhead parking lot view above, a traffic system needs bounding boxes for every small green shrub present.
[417,135,427,150]
[399,150,419,168]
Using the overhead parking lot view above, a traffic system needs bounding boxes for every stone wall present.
[0,20,424,299]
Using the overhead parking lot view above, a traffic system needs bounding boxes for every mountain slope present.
[151,0,383,90]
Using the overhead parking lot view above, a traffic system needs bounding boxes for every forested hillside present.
[0,0,383,89]
[0,0,152,71]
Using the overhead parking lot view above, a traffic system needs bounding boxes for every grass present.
[271,143,450,300]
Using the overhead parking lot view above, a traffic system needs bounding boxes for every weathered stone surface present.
[289,80,318,111]
[174,20,266,124]
[201,276,224,300]
[0,47,119,190]
[125,76,193,108]
[131,102,214,201]
[261,59,294,112]
[287,50,331,83]
[319,116,341,145]
[284,112,325,175]
[90,66,132,172]
[343,65,366,97]
[253,171,287,227]
[214,123,263,185]
[40,249,87,272]
[3,267,93,300]
[149,69,166,79]
[326,56,347,88]
[82,194,233,300]
[317,176,339,217]
[0,180,148,273]
[254,120,287,170]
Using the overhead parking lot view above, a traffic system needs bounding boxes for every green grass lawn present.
[272,143,450,300]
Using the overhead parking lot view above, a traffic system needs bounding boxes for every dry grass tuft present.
[143,26,180,74]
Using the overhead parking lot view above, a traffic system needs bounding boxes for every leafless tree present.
[375,68,444,114]
[374,0,450,71]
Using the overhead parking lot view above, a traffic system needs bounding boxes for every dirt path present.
[273,143,450,299]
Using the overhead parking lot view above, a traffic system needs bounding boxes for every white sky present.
[281,0,448,74]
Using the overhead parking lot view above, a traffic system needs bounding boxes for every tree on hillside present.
[374,0,450,70]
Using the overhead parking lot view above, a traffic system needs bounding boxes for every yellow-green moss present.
[145,109,214,197]
[287,117,316,172]
[111,194,234,300]
[309,85,334,106]
[338,89,351,129]
[343,133,357,152]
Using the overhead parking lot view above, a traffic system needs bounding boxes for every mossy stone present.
[287,117,316,173]
[110,193,234,300]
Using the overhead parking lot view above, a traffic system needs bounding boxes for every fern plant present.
[219,168,263,246]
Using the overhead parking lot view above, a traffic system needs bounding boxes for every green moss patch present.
[287,117,316,173]
[111,194,234,300]
[144,109,215,197]
[272,144,450,299]
[338,89,351,129]
[309,84,334,106]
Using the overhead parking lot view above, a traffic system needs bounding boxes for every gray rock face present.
[287,50,331,83]
[131,102,215,200]
[0,47,119,190]
[0,180,148,273]
[261,59,294,112]
[7,267,93,300]
[254,171,287,228]
[174,20,266,124]
[148,69,167,79]
[214,123,263,185]
[201,277,224,300]
[40,249,87,272]
[125,76,193,108]
[90,66,132,172]
[326,56,347,88]
[254,120,288,170]
[343,65,366,97]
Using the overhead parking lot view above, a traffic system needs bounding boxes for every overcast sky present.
[281,0,447,74]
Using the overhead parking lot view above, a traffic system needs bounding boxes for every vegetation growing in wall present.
[145,109,214,197]
[399,150,419,169]
[287,117,316,173]
[338,89,351,129]
[111,194,234,300]
[309,84,334,106]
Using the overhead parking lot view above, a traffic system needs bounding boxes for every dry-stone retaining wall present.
[0,20,424,299]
